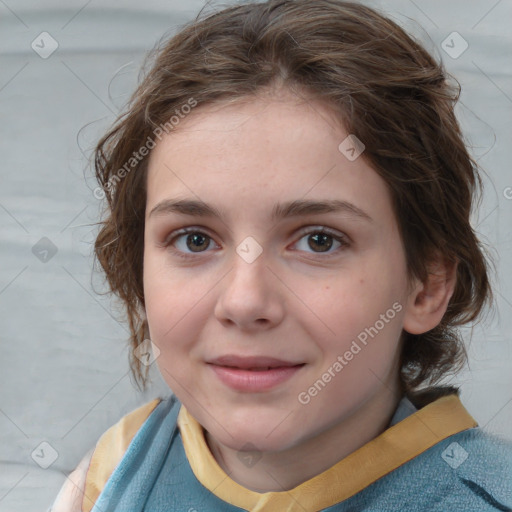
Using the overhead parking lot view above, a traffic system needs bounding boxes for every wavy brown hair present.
[93,0,495,395]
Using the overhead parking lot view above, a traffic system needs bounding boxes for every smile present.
[207,355,305,392]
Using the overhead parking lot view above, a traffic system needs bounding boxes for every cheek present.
[143,255,220,367]
[145,286,202,344]
[143,253,195,345]
[300,265,404,357]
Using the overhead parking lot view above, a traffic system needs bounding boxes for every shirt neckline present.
[177,393,478,511]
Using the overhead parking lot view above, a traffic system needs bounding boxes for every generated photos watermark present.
[93,97,198,200]
[298,301,403,405]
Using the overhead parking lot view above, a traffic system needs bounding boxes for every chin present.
[221,432,297,454]
[206,416,303,454]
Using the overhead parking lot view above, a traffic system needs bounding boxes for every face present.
[143,89,414,453]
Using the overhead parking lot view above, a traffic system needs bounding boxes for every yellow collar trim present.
[177,395,477,512]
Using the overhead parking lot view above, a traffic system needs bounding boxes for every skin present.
[142,87,457,492]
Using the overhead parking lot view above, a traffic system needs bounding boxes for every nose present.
[214,250,285,331]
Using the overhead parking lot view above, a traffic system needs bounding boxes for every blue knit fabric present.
[91,395,512,511]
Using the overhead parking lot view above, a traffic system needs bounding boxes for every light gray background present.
[0,1,511,510]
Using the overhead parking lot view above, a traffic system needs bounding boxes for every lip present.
[207,355,305,392]
[208,354,302,369]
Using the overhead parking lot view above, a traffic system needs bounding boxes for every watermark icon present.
[134,338,160,366]
[441,32,469,59]
[338,134,365,161]
[298,301,402,405]
[236,236,263,264]
[31,441,59,469]
[441,441,468,469]
[32,237,58,263]
[93,98,198,200]
[236,442,262,468]
[31,32,59,59]
[503,187,512,200]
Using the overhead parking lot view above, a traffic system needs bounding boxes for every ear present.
[402,254,458,335]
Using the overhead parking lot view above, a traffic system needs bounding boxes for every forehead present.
[145,92,394,228]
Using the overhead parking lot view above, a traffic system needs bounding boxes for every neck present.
[205,380,403,493]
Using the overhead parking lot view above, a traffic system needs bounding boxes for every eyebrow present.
[148,198,373,223]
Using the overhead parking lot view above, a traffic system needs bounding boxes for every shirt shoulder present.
[410,387,512,509]
[83,397,163,511]
[448,427,512,505]
[51,397,164,512]
[354,426,512,511]
[396,426,512,510]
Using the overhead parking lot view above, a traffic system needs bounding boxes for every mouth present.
[206,355,306,392]
[207,354,304,370]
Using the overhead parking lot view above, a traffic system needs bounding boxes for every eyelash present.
[162,226,350,260]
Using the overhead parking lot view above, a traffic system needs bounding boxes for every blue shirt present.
[88,390,512,511]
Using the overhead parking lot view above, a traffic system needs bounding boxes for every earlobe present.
[402,256,458,335]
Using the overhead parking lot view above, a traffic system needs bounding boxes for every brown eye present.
[308,232,334,252]
[184,232,211,252]
[164,228,219,258]
[293,227,349,256]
